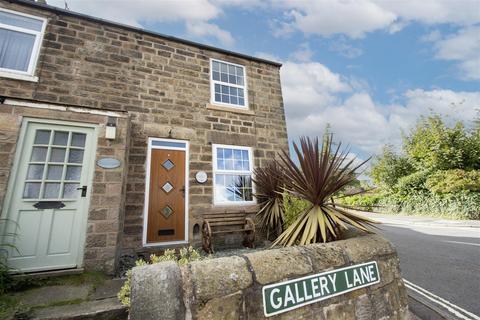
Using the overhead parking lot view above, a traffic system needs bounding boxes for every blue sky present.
[50,0,480,162]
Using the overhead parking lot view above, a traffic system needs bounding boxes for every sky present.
[48,0,480,164]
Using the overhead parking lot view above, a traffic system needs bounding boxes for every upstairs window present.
[210,59,248,108]
[0,9,46,78]
[212,144,254,205]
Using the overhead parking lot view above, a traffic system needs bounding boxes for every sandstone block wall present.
[130,234,410,319]
[0,0,289,268]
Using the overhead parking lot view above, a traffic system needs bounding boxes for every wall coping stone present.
[130,234,409,319]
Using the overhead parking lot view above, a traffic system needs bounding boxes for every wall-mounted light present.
[105,117,117,140]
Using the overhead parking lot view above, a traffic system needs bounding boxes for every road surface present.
[371,214,480,319]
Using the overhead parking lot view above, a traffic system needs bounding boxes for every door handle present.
[180,186,185,197]
[77,185,87,197]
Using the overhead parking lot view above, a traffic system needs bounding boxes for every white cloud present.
[433,26,480,80]
[281,60,480,155]
[284,0,397,38]
[289,43,314,62]
[273,0,480,39]
[48,0,233,45]
[186,21,234,47]
[328,37,363,58]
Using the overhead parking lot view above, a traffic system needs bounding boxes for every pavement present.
[363,212,480,320]
[9,279,127,320]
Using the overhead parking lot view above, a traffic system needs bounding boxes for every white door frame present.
[142,137,189,247]
[1,117,98,271]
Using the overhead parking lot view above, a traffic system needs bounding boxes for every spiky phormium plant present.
[273,136,377,246]
[253,160,285,239]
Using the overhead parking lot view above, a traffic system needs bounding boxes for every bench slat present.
[209,221,246,227]
[206,217,246,222]
[212,228,252,234]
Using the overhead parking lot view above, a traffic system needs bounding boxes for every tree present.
[370,145,413,190]
[403,115,478,171]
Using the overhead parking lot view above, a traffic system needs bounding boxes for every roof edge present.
[9,0,282,67]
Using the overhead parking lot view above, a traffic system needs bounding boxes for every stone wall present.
[0,1,289,261]
[0,102,129,273]
[130,234,409,319]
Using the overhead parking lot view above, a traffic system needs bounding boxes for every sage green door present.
[4,121,96,272]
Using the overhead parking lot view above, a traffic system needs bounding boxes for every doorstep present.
[7,278,127,320]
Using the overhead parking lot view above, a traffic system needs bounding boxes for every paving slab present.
[31,297,127,320]
[89,279,125,300]
[18,285,91,307]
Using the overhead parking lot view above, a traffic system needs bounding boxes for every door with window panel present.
[4,121,95,272]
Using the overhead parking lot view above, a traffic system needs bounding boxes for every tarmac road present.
[371,214,480,319]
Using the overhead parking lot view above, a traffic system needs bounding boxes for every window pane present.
[34,130,50,144]
[238,88,244,98]
[228,64,235,74]
[50,148,66,162]
[224,148,233,160]
[71,133,86,147]
[237,76,244,86]
[234,159,243,170]
[221,94,229,103]
[231,96,238,105]
[242,160,250,171]
[230,87,238,96]
[239,98,245,106]
[68,149,84,163]
[216,148,224,160]
[214,83,221,93]
[242,150,249,162]
[236,66,243,77]
[63,183,79,199]
[233,149,242,160]
[0,28,35,72]
[217,159,225,170]
[215,174,252,203]
[53,131,69,145]
[31,147,47,162]
[212,61,219,71]
[221,85,229,94]
[23,182,40,198]
[0,11,44,31]
[44,182,60,198]
[65,166,82,180]
[220,73,228,82]
[229,74,236,84]
[212,71,220,81]
[46,165,63,180]
[220,63,227,73]
[225,159,234,170]
[27,164,44,180]
[214,93,221,102]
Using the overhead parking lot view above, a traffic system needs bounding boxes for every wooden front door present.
[146,149,186,243]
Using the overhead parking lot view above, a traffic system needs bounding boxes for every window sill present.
[0,71,38,82]
[206,103,255,115]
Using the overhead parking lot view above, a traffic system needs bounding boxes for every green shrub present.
[283,193,310,228]
[340,193,383,212]
[118,247,203,309]
[395,170,430,196]
[426,169,480,194]
[379,192,480,220]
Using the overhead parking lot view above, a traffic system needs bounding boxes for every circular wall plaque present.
[97,158,121,169]
[195,171,208,183]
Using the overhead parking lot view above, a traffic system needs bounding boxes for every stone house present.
[0,0,288,274]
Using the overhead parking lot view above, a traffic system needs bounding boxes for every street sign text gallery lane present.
[262,261,380,317]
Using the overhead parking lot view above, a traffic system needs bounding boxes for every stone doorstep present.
[17,285,91,307]
[89,279,125,300]
[31,297,127,320]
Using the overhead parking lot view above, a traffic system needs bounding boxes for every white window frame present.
[212,144,255,206]
[0,8,47,82]
[142,137,190,247]
[210,58,249,109]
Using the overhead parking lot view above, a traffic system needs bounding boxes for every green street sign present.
[262,261,380,317]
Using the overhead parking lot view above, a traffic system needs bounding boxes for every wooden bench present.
[202,211,256,253]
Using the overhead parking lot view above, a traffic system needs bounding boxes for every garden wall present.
[129,234,409,319]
